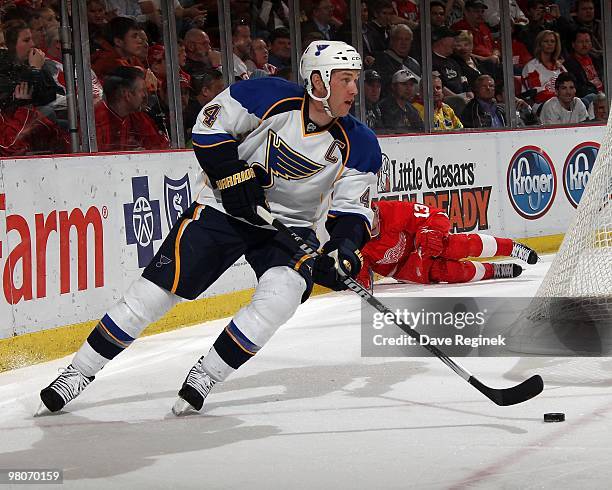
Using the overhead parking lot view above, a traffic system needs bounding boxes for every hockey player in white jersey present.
[38,41,383,416]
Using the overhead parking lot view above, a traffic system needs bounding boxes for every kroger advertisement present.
[376,124,604,237]
[0,124,605,339]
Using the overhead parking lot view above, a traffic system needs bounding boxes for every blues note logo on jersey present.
[252,130,326,188]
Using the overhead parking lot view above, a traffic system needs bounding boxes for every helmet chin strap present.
[307,80,336,118]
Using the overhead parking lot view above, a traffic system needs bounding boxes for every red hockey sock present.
[430,259,494,283]
[494,238,513,256]
[445,234,514,259]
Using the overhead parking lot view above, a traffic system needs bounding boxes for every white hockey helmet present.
[300,40,362,116]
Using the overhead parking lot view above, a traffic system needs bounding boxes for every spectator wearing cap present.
[431,26,471,99]
[364,69,383,130]
[413,75,464,131]
[539,72,588,125]
[91,17,145,80]
[95,66,170,151]
[451,0,500,64]
[461,74,506,128]
[372,24,421,99]
[379,68,423,133]
[183,68,225,144]
[563,28,604,101]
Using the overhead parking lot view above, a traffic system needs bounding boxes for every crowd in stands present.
[361,0,608,133]
[0,0,608,156]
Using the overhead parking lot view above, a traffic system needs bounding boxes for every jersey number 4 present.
[200,104,221,128]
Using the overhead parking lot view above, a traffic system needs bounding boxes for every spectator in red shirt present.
[91,17,145,80]
[95,66,169,152]
[451,0,500,64]
[0,86,69,157]
[511,24,533,75]
[0,28,68,156]
[392,0,419,29]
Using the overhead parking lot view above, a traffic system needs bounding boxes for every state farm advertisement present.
[0,152,256,339]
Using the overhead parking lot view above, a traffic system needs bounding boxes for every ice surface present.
[1,255,611,489]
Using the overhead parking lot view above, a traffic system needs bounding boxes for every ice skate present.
[36,365,95,415]
[511,242,538,264]
[493,262,523,279]
[172,356,216,416]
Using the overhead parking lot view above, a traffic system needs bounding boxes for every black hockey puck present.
[544,412,565,422]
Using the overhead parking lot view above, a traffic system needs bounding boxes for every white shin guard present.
[112,276,180,338]
[234,266,306,346]
[202,266,306,382]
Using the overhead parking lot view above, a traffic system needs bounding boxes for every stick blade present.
[469,374,544,406]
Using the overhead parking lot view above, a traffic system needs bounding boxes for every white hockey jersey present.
[191,77,382,234]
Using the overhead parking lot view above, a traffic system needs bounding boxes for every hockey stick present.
[256,206,544,406]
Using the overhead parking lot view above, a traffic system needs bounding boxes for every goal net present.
[508,110,612,355]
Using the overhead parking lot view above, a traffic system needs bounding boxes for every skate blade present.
[171,397,196,416]
[34,400,52,417]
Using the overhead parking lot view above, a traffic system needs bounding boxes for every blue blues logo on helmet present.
[507,146,557,219]
[315,44,330,56]
[563,142,599,208]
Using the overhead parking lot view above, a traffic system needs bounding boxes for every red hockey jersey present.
[358,200,448,282]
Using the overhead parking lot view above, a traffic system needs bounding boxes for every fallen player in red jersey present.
[356,200,538,290]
